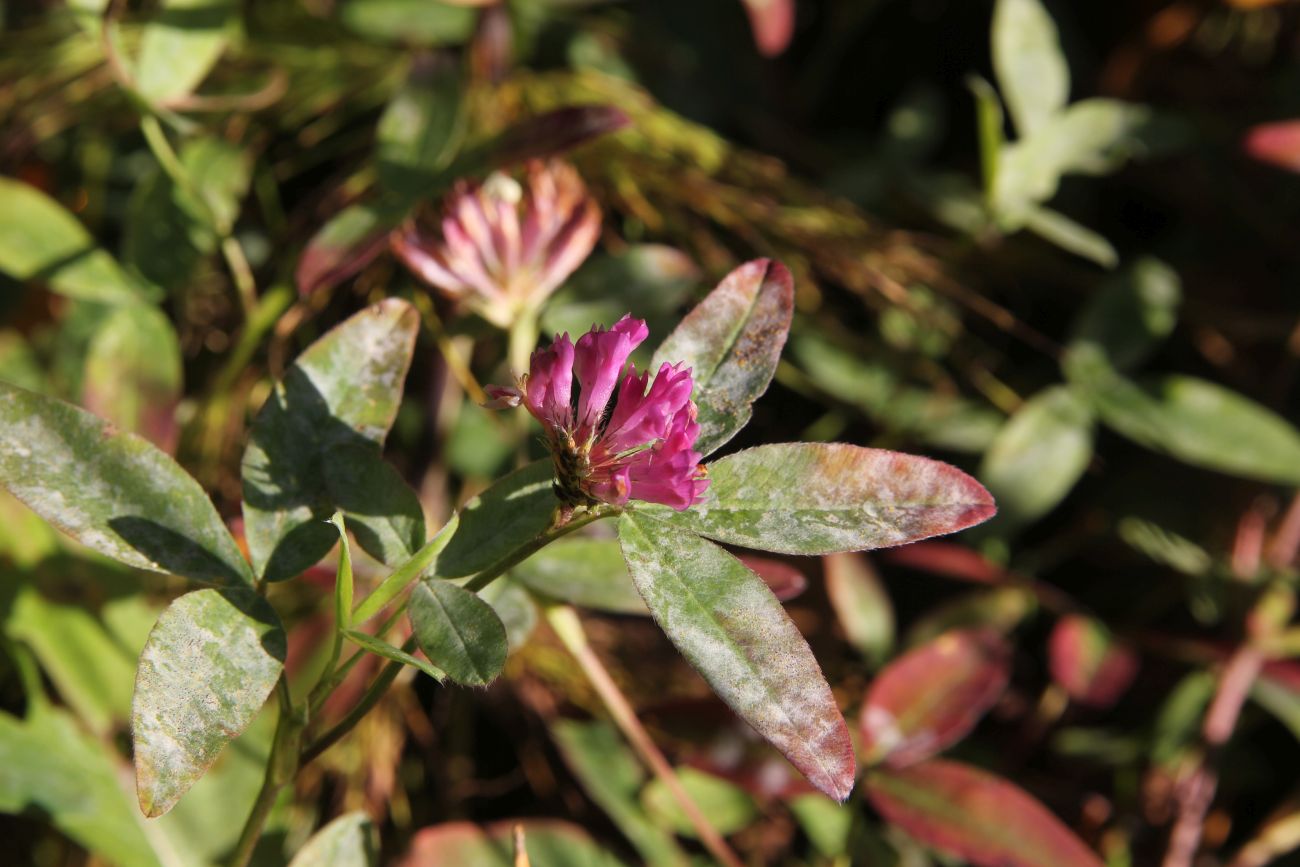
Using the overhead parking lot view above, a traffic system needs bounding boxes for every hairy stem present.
[228,677,303,867]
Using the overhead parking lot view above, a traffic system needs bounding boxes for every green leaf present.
[641,767,759,838]
[409,579,508,686]
[478,578,539,653]
[133,0,236,105]
[618,512,856,800]
[1020,206,1118,268]
[991,0,1070,137]
[653,443,996,556]
[132,587,286,817]
[905,587,1035,648]
[979,386,1094,528]
[551,720,690,867]
[0,705,163,867]
[651,259,793,457]
[866,759,1104,867]
[338,0,477,46]
[289,812,379,867]
[0,329,45,392]
[377,55,464,194]
[1069,257,1181,371]
[82,304,182,452]
[0,381,253,585]
[435,460,558,579]
[241,299,423,581]
[1066,348,1300,485]
[511,537,648,615]
[343,629,445,681]
[788,794,855,859]
[824,553,894,667]
[969,75,1006,199]
[0,177,154,304]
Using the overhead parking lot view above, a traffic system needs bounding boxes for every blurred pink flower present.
[488,316,709,510]
[392,160,600,327]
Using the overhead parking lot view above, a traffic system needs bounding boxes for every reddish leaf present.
[824,553,894,667]
[400,819,622,866]
[488,105,631,168]
[296,202,394,296]
[1244,120,1300,174]
[866,760,1104,867]
[884,541,1007,584]
[1048,615,1138,709]
[741,0,795,57]
[739,555,807,601]
[859,629,1010,767]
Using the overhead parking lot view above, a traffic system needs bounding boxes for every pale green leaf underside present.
[992,0,1069,137]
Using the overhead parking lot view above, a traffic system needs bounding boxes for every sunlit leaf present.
[859,629,1010,767]
[1048,615,1138,709]
[0,177,155,304]
[866,759,1104,867]
[511,537,648,615]
[979,386,1093,528]
[134,0,235,105]
[642,767,759,838]
[288,812,379,867]
[241,299,423,581]
[338,0,477,46]
[435,461,557,579]
[654,443,996,556]
[824,553,894,667]
[991,0,1070,137]
[651,258,793,456]
[0,381,252,585]
[409,579,508,686]
[82,304,182,452]
[132,587,286,817]
[343,629,445,681]
[619,511,856,801]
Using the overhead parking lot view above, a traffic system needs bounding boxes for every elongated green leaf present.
[655,443,995,555]
[788,794,855,859]
[511,537,647,614]
[618,512,856,800]
[289,812,378,867]
[0,177,153,303]
[132,587,286,817]
[991,0,1069,137]
[1066,349,1300,485]
[1020,206,1117,268]
[859,629,1011,767]
[824,553,894,667]
[409,579,508,686]
[242,299,423,581]
[651,259,793,456]
[551,720,689,867]
[866,759,1104,867]
[1069,257,1181,371]
[0,382,252,585]
[0,705,163,867]
[377,55,464,193]
[83,304,182,452]
[435,460,558,578]
[642,768,758,838]
[338,0,476,45]
[344,630,445,681]
[134,0,235,105]
[980,386,1093,528]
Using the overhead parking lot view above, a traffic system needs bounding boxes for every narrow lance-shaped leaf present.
[653,443,995,556]
[619,511,856,801]
[859,629,1011,767]
[991,0,1070,137]
[0,381,252,585]
[241,299,424,581]
[409,579,508,687]
[132,588,286,817]
[288,812,379,867]
[865,759,1104,867]
[343,630,446,682]
[824,553,894,667]
[651,259,794,457]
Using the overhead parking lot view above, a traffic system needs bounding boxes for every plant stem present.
[228,677,303,867]
[351,515,460,627]
[545,605,745,867]
[299,637,417,766]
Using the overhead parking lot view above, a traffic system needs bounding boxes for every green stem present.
[351,515,460,627]
[227,677,303,867]
[299,637,417,766]
[463,508,613,594]
[308,603,408,719]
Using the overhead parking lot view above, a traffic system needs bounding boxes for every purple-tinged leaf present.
[619,511,856,801]
[739,555,807,601]
[859,629,1010,767]
[884,541,1008,584]
[1048,615,1138,709]
[400,819,627,867]
[741,0,795,57]
[656,443,996,556]
[652,259,794,457]
[824,553,894,667]
[296,202,395,296]
[866,759,1104,867]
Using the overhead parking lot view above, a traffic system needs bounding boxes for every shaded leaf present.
[132,587,286,817]
[338,0,477,46]
[619,511,856,800]
[296,201,397,296]
[409,579,508,686]
[82,304,182,452]
[979,386,1093,529]
[0,177,154,303]
[642,767,759,838]
[741,0,795,57]
[824,553,894,667]
[481,105,631,170]
[1048,615,1138,709]
[859,629,1010,767]
[133,0,235,105]
[241,299,423,581]
[344,629,445,681]
[905,587,1034,647]
[741,555,807,601]
[377,54,464,194]
[435,460,557,579]
[479,578,540,653]
[866,759,1104,867]
[288,812,379,867]
[991,0,1070,137]
[651,258,794,457]
[1069,257,1181,371]
[511,537,648,615]
[655,443,996,556]
[0,381,252,585]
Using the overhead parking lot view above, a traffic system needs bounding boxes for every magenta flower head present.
[487,316,709,511]
[391,159,601,328]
